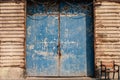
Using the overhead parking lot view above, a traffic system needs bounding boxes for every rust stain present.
[96,24,104,28]
[102,40,119,43]
[57,0,62,76]
[97,39,119,43]
[97,34,107,38]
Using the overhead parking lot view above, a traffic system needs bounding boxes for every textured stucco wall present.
[0,68,24,79]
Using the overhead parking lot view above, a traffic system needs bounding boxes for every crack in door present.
[57,0,61,76]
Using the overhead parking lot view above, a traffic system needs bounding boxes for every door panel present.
[26,1,94,77]
[60,15,86,76]
[26,16,58,76]
[59,1,94,76]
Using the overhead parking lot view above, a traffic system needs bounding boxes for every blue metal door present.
[59,1,94,76]
[26,1,94,76]
[60,16,86,76]
[26,15,59,76]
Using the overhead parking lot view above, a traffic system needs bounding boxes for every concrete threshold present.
[26,77,95,80]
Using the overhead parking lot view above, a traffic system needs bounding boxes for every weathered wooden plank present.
[0,3,24,6]
[95,6,120,9]
[96,62,120,66]
[0,11,24,14]
[0,21,24,24]
[0,46,24,48]
[0,28,24,30]
[0,42,23,44]
[96,38,120,41]
[95,12,120,14]
[0,12,24,14]
[96,47,120,49]
[0,63,24,65]
[1,48,24,52]
[96,59,120,62]
[96,40,120,43]
[96,28,120,30]
[95,15,120,17]
[0,17,24,20]
[0,35,24,38]
[0,52,24,56]
[0,60,24,63]
[95,22,120,25]
[96,53,120,56]
[96,20,120,23]
[95,2,120,6]
[95,14,120,17]
[0,17,25,21]
[0,14,25,16]
[96,28,120,31]
[0,19,24,21]
[0,31,24,34]
[0,35,25,38]
[0,60,24,64]
[0,63,24,66]
[0,64,24,68]
[0,20,24,23]
[0,5,24,7]
[96,57,120,59]
[95,24,120,27]
[95,8,120,10]
[95,40,120,44]
[96,44,120,47]
[96,59,120,63]
[0,38,24,42]
[1,56,24,59]
[96,19,120,20]
[96,55,120,58]
[96,54,120,58]
[95,34,120,38]
[95,26,120,28]
[96,48,120,51]
[95,13,119,16]
[96,31,120,33]
[95,17,120,19]
[0,24,24,27]
[0,6,24,9]
[95,15,120,18]
[95,10,120,12]
[96,58,120,61]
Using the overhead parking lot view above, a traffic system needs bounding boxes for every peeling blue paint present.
[26,1,94,77]
[26,16,58,76]
[60,15,86,76]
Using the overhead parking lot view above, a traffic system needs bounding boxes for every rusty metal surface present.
[0,1,25,68]
[94,0,120,76]
[26,1,94,76]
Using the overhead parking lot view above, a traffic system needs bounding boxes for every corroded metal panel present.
[26,16,58,76]
[0,0,25,68]
[60,1,94,76]
[26,1,94,76]
[94,0,120,75]
[60,16,86,76]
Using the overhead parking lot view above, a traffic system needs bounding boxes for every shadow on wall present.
[85,4,94,77]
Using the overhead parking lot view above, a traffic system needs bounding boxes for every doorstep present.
[26,77,96,80]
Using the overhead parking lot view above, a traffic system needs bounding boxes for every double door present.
[26,1,94,76]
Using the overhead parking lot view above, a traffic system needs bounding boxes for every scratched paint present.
[26,15,58,76]
[26,1,94,76]
[60,15,86,76]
